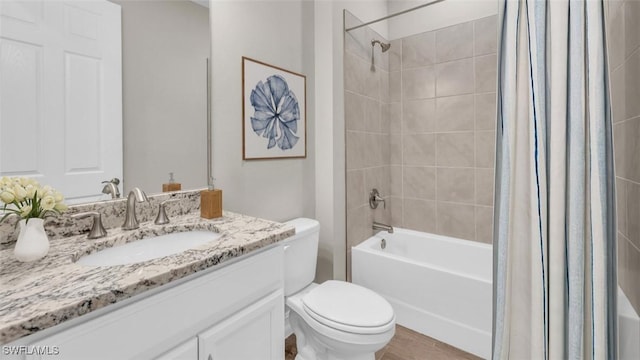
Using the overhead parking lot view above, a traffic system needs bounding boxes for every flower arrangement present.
[0,177,67,223]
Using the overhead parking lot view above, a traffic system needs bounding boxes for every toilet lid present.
[301,281,395,333]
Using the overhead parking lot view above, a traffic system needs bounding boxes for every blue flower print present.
[250,75,300,150]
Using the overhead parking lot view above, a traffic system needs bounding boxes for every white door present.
[198,291,284,360]
[0,0,122,203]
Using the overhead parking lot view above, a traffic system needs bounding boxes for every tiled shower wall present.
[608,0,640,313]
[344,13,498,278]
[344,12,391,275]
[387,16,498,243]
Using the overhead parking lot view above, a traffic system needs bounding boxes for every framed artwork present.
[242,57,307,160]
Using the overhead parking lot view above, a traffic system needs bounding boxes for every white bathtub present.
[352,228,640,360]
[352,228,492,358]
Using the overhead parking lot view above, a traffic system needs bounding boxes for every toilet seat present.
[301,281,395,335]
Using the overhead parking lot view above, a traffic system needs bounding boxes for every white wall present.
[210,0,315,222]
[388,0,498,39]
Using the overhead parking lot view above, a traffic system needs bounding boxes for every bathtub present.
[352,228,640,360]
[352,228,492,358]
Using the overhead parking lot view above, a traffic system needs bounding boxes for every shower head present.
[371,39,391,53]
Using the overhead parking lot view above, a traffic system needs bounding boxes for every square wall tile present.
[365,166,390,201]
[436,58,474,97]
[627,180,640,250]
[437,201,476,240]
[345,91,365,131]
[346,131,366,170]
[347,170,366,210]
[344,52,364,94]
[614,122,627,179]
[476,93,497,130]
[436,22,473,63]
[363,96,381,132]
[390,196,404,227]
[379,70,390,104]
[403,66,436,100]
[347,205,369,248]
[403,166,436,200]
[436,167,475,203]
[617,178,628,237]
[475,54,497,93]
[390,165,403,197]
[611,66,626,123]
[474,15,498,56]
[389,39,402,72]
[625,51,640,120]
[607,2,625,71]
[404,134,436,166]
[436,94,475,132]
[475,205,494,244]
[476,131,496,168]
[390,71,401,102]
[388,102,402,133]
[476,168,495,206]
[390,134,402,165]
[403,198,437,232]
[620,117,640,183]
[625,0,640,57]
[402,31,436,69]
[436,132,475,167]
[435,94,475,131]
[404,99,436,133]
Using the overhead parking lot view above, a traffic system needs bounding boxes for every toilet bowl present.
[283,218,396,360]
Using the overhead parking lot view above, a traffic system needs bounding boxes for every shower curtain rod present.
[345,0,447,32]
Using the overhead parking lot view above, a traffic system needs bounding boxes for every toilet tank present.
[282,218,320,296]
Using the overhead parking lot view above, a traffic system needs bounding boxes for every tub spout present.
[373,222,394,234]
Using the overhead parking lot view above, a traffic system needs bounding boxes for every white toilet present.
[283,218,396,360]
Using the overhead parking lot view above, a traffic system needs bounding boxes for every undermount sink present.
[76,231,222,266]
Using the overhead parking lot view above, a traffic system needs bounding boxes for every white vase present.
[14,218,50,262]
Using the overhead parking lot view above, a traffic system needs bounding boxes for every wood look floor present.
[285,325,481,360]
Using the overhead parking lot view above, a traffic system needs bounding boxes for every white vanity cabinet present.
[10,246,284,360]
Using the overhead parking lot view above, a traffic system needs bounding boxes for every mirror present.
[0,0,210,203]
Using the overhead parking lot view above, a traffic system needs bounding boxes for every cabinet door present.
[155,338,198,360]
[198,290,284,360]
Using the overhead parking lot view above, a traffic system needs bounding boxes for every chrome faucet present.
[102,178,121,199]
[122,188,148,230]
[373,221,394,234]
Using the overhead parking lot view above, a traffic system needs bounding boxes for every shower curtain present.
[492,0,617,359]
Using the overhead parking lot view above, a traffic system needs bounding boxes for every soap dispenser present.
[162,172,182,192]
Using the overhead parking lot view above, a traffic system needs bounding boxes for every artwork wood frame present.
[242,57,307,160]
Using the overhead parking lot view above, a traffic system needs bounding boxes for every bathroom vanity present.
[0,206,294,360]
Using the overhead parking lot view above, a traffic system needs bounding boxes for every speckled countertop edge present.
[0,211,294,344]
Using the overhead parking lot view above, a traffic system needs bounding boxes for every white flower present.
[54,202,68,212]
[20,205,32,217]
[41,185,53,197]
[13,185,27,202]
[53,191,64,202]
[41,196,56,211]
[0,191,14,204]
[25,184,37,198]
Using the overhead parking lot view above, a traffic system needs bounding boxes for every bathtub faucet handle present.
[369,188,386,209]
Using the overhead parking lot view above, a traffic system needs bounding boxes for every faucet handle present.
[72,212,107,239]
[369,188,386,209]
[155,199,178,225]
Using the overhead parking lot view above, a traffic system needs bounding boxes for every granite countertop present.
[0,211,295,344]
